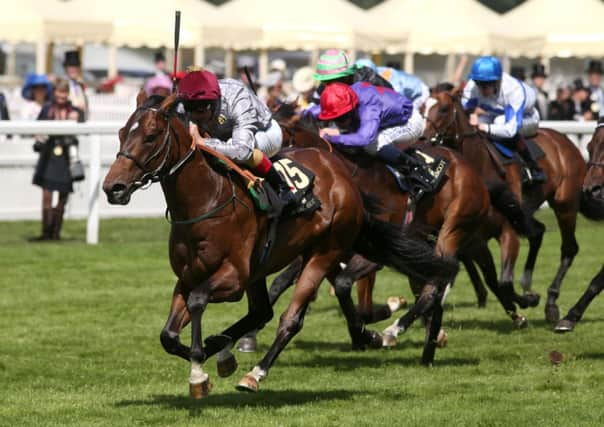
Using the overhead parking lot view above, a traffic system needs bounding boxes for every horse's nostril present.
[592,185,602,197]
[110,183,127,194]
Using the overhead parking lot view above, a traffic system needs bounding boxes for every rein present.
[426,93,478,146]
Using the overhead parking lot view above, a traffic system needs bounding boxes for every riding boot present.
[263,166,297,212]
[29,207,53,241]
[51,207,65,240]
[516,138,545,183]
[377,145,434,192]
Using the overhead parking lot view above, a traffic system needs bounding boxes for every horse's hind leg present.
[545,204,579,323]
[160,280,192,361]
[236,252,339,392]
[237,259,303,353]
[462,257,488,307]
[519,218,545,294]
[556,265,604,333]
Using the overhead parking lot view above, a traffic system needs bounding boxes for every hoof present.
[554,319,575,333]
[236,336,257,353]
[367,330,384,349]
[217,352,238,378]
[189,378,212,399]
[545,304,560,324]
[382,333,397,348]
[512,313,528,329]
[477,298,487,308]
[436,329,448,348]
[524,292,541,308]
[387,296,408,312]
[236,374,259,393]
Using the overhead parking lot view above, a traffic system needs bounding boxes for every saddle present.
[487,137,545,185]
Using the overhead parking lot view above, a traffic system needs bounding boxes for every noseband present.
[425,93,477,145]
[116,107,195,188]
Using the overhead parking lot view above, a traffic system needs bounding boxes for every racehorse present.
[102,92,456,397]
[237,103,537,352]
[423,90,587,323]
[556,118,604,332]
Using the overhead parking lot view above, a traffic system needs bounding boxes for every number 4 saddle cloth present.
[250,154,321,218]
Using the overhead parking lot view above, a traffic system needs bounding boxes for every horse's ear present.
[136,90,148,107]
[159,94,178,114]
[451,86,463,99]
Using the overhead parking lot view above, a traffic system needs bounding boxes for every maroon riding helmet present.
[177,70,221,118]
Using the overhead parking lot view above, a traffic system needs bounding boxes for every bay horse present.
[556,119,604,332]
[238,103,535,353]
[102,92,456,396]
[423,90,587,323]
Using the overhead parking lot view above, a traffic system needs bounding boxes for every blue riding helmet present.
[468,56,502,82]
[355,58,377,71]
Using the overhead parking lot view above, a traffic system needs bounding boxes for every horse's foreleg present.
[187,285,210,399]
[556,265,604,332]
[236,252,336,393]
[160,280,192,361]
[520,218,545,293]
[461,257,488,308]
[545,207,579,323]
[237,259,303,353]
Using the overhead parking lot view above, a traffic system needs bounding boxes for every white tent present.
[204,0,384,52]
[0,1,43,44]
[367,0,500,55]
[494,0,604,57]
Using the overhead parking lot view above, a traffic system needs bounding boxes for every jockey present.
[355,58,430,111]
[311,82,435,196]
[463,56,545,182]
[178,69,296,210]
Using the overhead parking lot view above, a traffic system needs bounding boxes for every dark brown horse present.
[556,119,604,332]
[423,90,587,323]
[102,92,456,396]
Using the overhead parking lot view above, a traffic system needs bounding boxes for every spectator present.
[154,51,168,76]
[270,58,287,78]
[206,60,226,79]
[237,55,258,91]
[511,65,526,82]
[20,73,53,120]
[571,79,595,121]
[144,73,173,97]
[548,86,574,121]
[31,78,85,241]
[63,50,88,119]
[530,64,549,120]
[586,60,604,118]
[259,71,285,111]
[291,66,315,110]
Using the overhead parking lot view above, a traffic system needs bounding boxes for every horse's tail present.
[354,194,458,282]
[580,192,604,221]
[488,183,536,237]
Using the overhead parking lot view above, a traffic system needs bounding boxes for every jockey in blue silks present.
[355,58,430,111]
[462,55,545,182]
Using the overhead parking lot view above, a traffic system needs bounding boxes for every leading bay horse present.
[102,92,456,396]
[424,90,587,323]
[556,118,604,332]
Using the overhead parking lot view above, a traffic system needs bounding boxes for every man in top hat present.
[586,59,604,119]
[530,63,549,120]
[510,65,526,82]
[63,50,88,119]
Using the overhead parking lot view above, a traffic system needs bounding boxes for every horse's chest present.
[171,239,223,284]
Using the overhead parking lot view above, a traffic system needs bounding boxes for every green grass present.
[1,210,604,426]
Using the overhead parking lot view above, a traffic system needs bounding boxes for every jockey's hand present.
[474,107,488,116]
[319,127,340,139]
[469,113,480,127]
[189,123,206,145]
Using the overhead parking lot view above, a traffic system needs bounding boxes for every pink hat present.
[144,74,173,95]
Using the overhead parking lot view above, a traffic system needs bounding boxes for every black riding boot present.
[517,142,545,183]
[263,166,297,212]
[377,145,435,195]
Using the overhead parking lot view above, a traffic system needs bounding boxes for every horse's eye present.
[439,106,449,114]
[144,133,158,143]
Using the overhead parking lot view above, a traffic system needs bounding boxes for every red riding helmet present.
[319,82,358,121]
[177,70,221,101]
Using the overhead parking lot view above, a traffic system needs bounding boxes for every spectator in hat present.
[154,51,168,76]
[236,55,258,92]
[270,58,287,77]
[20,73,53,120]
[291,66,315,110]
[548,85,573,121]
[586,60,604,118]
[144,73,173,97]
[530,63,549,120]
[511,65,526,82]
[571,79,595,121]
[206,59,226,79]
[258,71,285,111]
[63,50,88,119]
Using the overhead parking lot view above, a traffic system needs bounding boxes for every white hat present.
[237,55,256,69]
[270,58,287,72]
[292,66,315,93]
[260,71,283,88]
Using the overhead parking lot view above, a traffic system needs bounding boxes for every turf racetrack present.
[1,209,604,426]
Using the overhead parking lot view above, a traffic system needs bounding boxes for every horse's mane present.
[272,101,320,135]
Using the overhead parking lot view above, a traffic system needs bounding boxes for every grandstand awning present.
[493,0,604,57]
[366,0,500,55]
[203,0,384,52]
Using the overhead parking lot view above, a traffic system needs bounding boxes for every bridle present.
[587,123,604,169]
[424,93,478,146]
[116,106,195,189]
